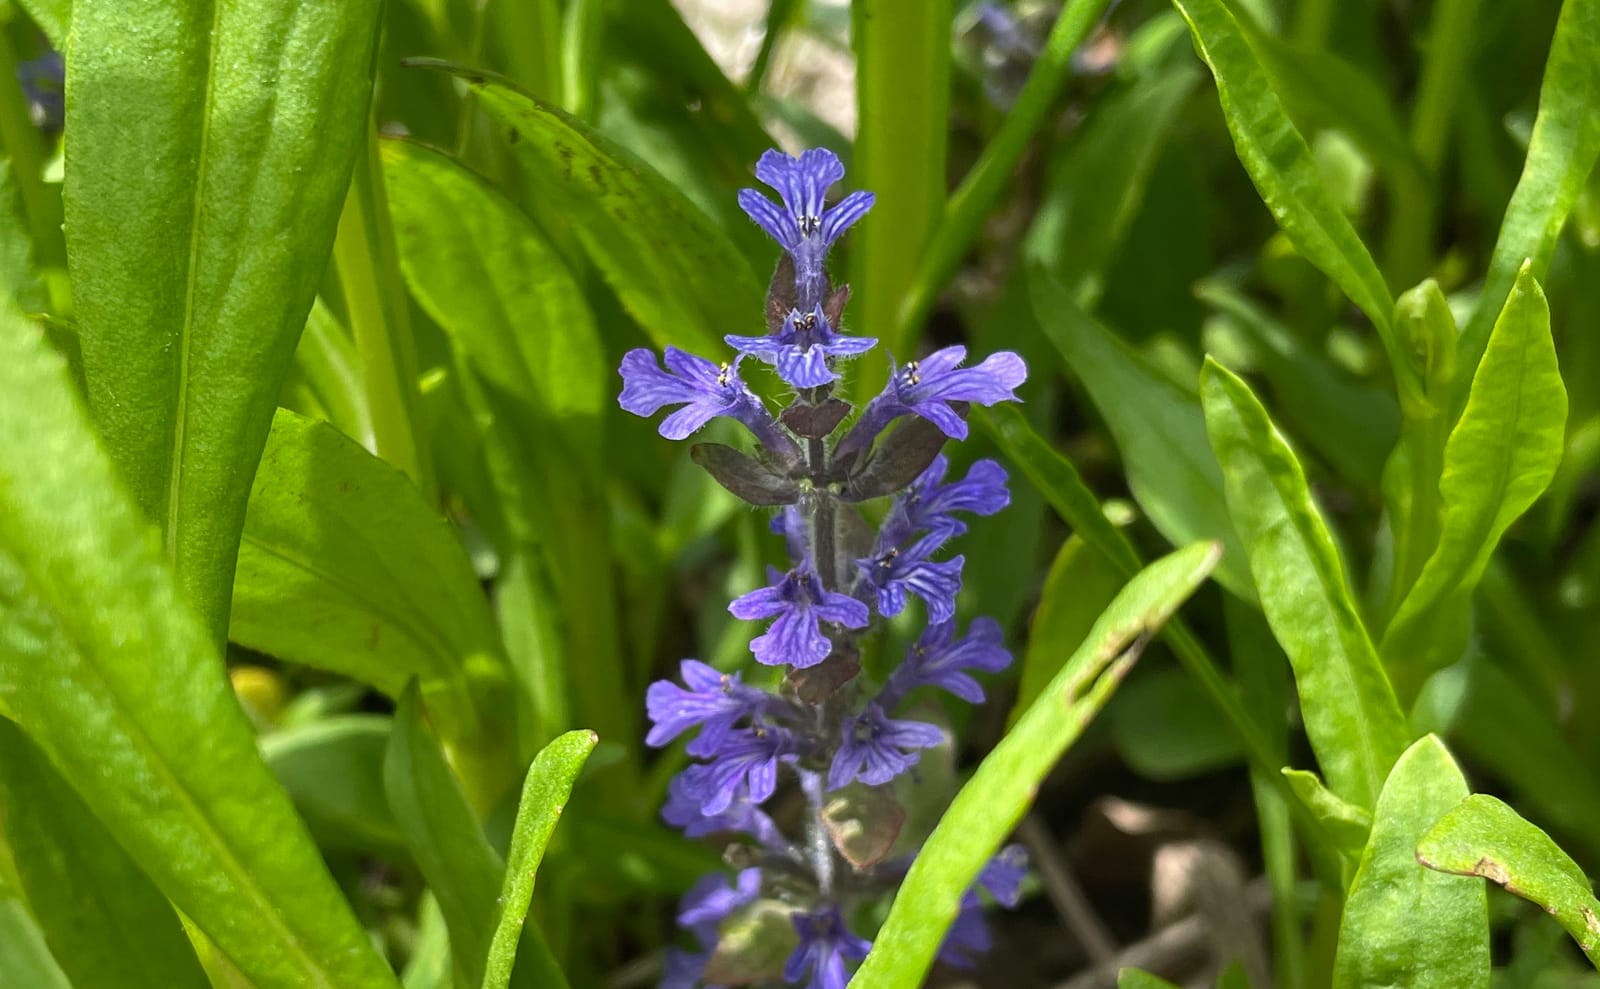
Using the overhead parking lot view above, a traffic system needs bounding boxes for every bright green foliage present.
[0,719,209,989]
[0,292,396,987]
[1201,359,1410,808]
[1282,768,1371,863]
[1383,264,1567,687]
[0,900,71,989]
[232,409,518,795]
[849,0,951,389]
[850,542,1221,988]
[483,730,598,989]
[384,686,565,989]
[451,65,749,357]
[64,0,381,642]
[1332,736,1489,988]
[1457,0,1600,378]
[1419,794,1600,969]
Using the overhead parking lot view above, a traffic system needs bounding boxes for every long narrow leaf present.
[0,285,397,987]
[64,0,381,640]
[1201,359,1410,808]
[1382,264,1567,688]
[482,730,597,989]
[0,719,209,989]
[850,542,1221,988]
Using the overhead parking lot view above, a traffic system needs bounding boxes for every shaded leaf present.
[1031,268,1255,602]
[0,900,71,989]
[231,409,516,792]
[690,443,801,506]
[261,715,406,858]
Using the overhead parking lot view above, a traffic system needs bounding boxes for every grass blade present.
[848,0,951,393]
[1418,793,1600,970]
[0,279,397,987]
[850,542,1222,988]
[64,0,381,641]
[482,730,598,989]
[1332,736,1489,988]
[1201,359,1409,808]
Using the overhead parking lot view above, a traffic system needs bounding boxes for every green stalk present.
[333,118,434,499]
[746,0,801,93]
[1290,0,1336,49]
[0,28,65,306]
[1384,0,1482,288]
[893,0,1112,348]
[849,0,952,400]
[561,0,604,117]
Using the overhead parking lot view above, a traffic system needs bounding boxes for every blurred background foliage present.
[1,0,1600,986]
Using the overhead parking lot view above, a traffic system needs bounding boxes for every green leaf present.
[1200,359,1409,808]
[1418,793,1600,970]
[1119,970,1182,989]
[483,730,597,989]
[1196,281,1398,488]
[980,403,1283,783]
[0,278,396,987]
[1457,0,1600,381]
[64,0,381,640]
[848,0,951,391]
[0,718,209,989]
[850,542,1222,988]
[1030,268,1255,602]
[231,409,517,798]
[1282,768,1372,860]
[1009,534,1124,727]
[385,685,565,989]
[1169,0,1408,387]
[1333,736,1488,988]
[427,62,749,356]
[289,298,373,448]
[261,715,406,858]
[1382,264,1567,686]
[1112,666,1245,780]
[381,138,604,471]
[381,137,631,770]
[0,900,71,989]
[17,0,70,49]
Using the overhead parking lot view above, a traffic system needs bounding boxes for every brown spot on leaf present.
[1472,856,1510,886]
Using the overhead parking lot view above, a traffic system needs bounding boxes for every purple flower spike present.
[662,775,786,849]
[646,660,775,757]
[726,305,877,389]
[828,703,945,789]
[839,346,1027,459]
[904,455,1011,535]
[783,908,873,989]
[855,532,965,624]
[730,566,870,668]
[680,727,790,815]
[878,617,1013,709]
[739,148,875,309]
[618,348,796,459]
